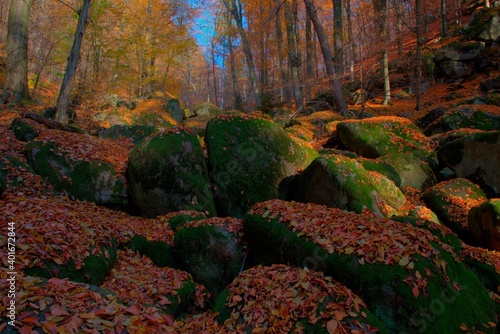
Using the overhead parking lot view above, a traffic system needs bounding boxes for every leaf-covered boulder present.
[422,178,487,241]
[25,130,130,207]
[0,195,117,286]
[287,154,405,217]
[98,124,157,145]
[9,117,38,141]
[213,264,387,333]
[174,217,244,295]
[244,200,496,333]
[438,131,500,197]
[101,249,196,316]
[378,153,437,191]
[206,114,318,217]
[336,116,438,171]
[468,199,500,251]
[0,154,55,197]
[0,275,177,333]
[127,127,216,218]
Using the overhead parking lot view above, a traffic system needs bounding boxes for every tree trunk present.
[303,0,348,116]
[441,0,448,36]
[284,0,303,111]
[1,0,33,104]
[346,0,355,82]
[305,12,314,102]
[223,0,261,109]
[333,0,343,78]
[275,0,292,107]
[485,0,490,8]
[55,0,92,124]
[416,0,423,111]
[373,0,390,106]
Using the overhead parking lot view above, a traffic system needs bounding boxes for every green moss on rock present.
[337,117,438,171]
[127,127,216,218]
[379,153,437,191]
[25,141,128,206]
[290,154,405,217]
[206,115,318,217]
[175,223,243,295]
[9,118,38,142]
[98,124,158,144]
[243,200,495,333]
[422,178,487,241]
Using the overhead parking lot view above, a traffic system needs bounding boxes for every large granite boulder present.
[422,178,487,241]
[438,131,500,197]
[336,116,438,171]
[174,217,244,295]
[378,153,437,191]
[206,114,317,217]
[25,130,129,207]
[285,154,406,217]
[468,199,500,251]
[127,127,216,218]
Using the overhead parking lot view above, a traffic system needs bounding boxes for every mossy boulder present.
[424,107,500,135]
[0,154,38,195]
[194,102,222,117]
[244,200,496,333]
[101,249,196,316]
[319,149,401,186]
[206,115,318,217]
[9,117,38,141]
[98,124,157,145]
[1,196,117,286]
[438,131,500,197]
[407,206,442,225]
[174,217,244,295]
[337,117,438,171]
[287,154,405,217]
[127,127,216,218]
[468,7,500,42]
[285,124,315,142]
[379,153,437,191]
[213,264,388,333]
[422,178,487,241]
[468,199,500,251]
[25,133,128,207]
[124,235,176,268]
[163,210,207,232]
[460,245,500,300]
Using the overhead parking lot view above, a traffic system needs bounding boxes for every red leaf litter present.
[32,129,134,173]
[0,273,178,333]
[100,249,192,310]
[221,264,379,333]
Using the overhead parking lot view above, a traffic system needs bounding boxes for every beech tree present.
[303,0,348,116]
[373,0,390,106]
[55,0,92,124]
[222,0,262,108]
[1,0,33,104]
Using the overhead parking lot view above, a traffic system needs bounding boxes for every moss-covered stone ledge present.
[243,200,495,333]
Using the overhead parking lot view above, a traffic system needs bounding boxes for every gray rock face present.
[438,131,500,197]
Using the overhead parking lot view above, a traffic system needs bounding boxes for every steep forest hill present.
[1,3,500,334]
